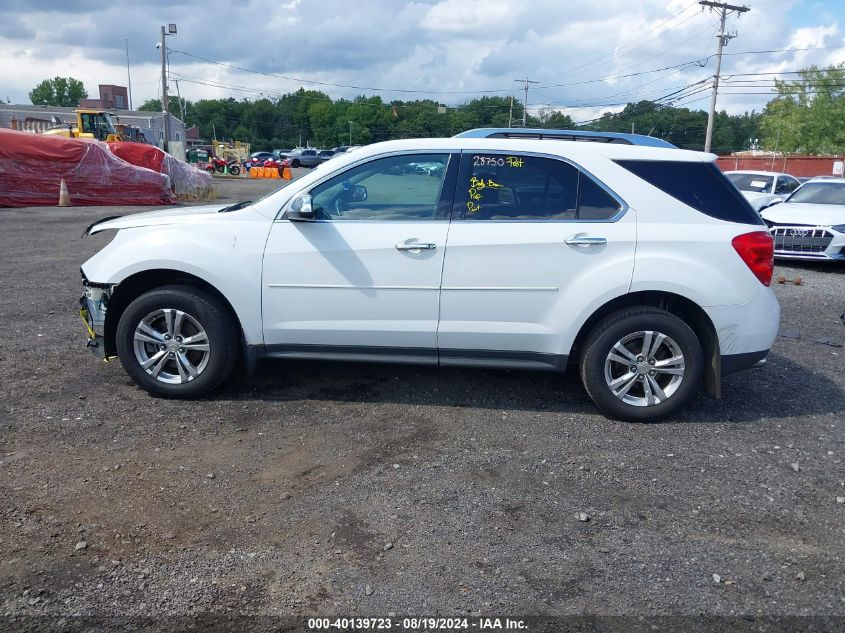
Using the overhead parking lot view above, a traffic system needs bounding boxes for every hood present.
[740,190,780,211]
[741,191,770,202]
[87,203,235,234]
[760,202,845,226]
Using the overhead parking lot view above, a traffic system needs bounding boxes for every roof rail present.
[454,127,676,148]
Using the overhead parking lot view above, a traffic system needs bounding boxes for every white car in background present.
[760,178,845,261]
[725,170,801,212]
[79,130,780,421]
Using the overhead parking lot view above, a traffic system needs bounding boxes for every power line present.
[554,1,702,79]
[169,49,513,95]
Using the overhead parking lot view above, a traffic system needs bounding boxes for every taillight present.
[732,231,774,286]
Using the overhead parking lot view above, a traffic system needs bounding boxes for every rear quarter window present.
[616,160,762,225]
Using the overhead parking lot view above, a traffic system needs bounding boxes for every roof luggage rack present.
[454,127,676,148]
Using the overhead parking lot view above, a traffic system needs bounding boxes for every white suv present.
[80,129,780,421]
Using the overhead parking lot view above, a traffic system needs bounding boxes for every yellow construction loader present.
[43,109,124,142]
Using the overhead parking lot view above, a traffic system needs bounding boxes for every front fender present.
[82,222,268,345]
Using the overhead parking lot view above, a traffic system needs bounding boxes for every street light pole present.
[159,26,170,152]
[348,121,353,145]
[125,39,133,110]
[159,24,177,152]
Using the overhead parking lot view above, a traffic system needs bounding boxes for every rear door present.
[437,150,636,369]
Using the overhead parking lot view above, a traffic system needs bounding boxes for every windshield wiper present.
[219,200,252,213]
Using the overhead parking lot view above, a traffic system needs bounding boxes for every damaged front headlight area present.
[79,268,113,353]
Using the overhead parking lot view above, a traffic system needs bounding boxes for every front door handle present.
[396,239,437,252]
[565,234,607,247]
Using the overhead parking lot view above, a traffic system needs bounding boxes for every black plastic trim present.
[439,348,568,371]
[260,344,567,371]
[721,350,768,376]
[264,344,438,365]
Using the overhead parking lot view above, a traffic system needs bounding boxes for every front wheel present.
[228,164,240,176]
[291,159,301,168]
[579,307,703,422]
[115,285,239,398]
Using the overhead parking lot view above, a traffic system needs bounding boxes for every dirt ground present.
[0,177,843,632]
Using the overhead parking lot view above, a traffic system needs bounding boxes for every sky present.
[2,0,845,124]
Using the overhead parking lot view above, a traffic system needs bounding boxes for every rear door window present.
[616,160,763,225]
[455,153,622,221]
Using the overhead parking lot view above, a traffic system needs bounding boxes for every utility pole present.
[508,93,514,128]
[348,120,353,145]
[516,78,539,127]
[513,78,538,127]
[159,24,177,152]
[700,1,749,153]
[174,79,185,124]
[125,39,133,110]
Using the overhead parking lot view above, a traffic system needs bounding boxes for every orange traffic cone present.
[282,167,292,180]
[58,179,71,207]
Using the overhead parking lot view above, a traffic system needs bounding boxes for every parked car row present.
[253,146,364,168]
[725,170,845,262]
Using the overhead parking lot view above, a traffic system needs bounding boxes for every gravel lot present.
[1,177,843,631]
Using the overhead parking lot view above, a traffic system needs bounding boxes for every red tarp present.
[0,128,177,207]
[108,141,212,199]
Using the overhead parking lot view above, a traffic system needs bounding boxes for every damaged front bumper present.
[79,272,114,359]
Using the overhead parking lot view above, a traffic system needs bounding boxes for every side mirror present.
[288,194,314,221]
[350,184,367,202]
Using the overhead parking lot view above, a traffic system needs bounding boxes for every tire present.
[229,165,240,176]
[115,285,239,398]
[291,159,301,168]
[578,307,703,422]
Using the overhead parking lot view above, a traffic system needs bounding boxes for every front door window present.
[310,154,450,221]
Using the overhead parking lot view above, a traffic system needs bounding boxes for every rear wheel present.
[579,307,703,422]
[116,285,239,398]
[228,164,240,176]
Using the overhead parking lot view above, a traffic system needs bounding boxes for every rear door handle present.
[565,234,607,247]
[396,239,437,252]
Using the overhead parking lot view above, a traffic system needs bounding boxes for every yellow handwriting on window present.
[506,156,524,168]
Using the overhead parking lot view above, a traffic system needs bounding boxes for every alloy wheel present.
[132,308,210,384]
[603,330,685,407]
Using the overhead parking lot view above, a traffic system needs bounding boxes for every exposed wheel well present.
[570,291,721,398]
[103,270,241,358]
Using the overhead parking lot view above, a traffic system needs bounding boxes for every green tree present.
[138,97,187,118]
[29,76,88,107]
[759,64,845,154]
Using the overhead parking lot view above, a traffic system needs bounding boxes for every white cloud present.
[0,0,843,120]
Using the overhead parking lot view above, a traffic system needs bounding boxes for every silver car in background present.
[725,170,801,212]
[287,148,321,168]
[760,178,845,261]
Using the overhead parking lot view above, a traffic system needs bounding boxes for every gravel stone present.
[0,181,842,623]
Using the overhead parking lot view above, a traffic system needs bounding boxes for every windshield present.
[79,112,116,140]
[787,182,845,205]
[727,173,773,193]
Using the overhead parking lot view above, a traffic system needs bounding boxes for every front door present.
[437,150,636,369]
[262,152,457,362]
